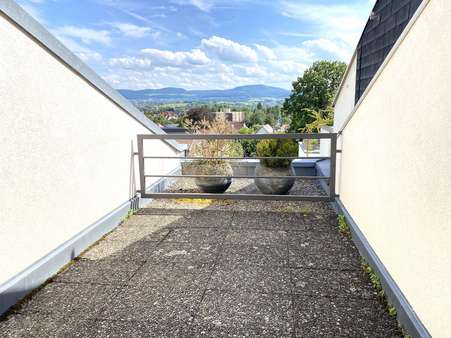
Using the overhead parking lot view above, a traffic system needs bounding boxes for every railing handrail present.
[142,156,331,160]
[139,133,336,140]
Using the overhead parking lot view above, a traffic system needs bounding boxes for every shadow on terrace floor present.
[0,180,402,337]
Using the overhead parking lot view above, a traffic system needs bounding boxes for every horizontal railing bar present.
[144,174,329,180]
[141,192,331,202]
[139,133,335,140]
[142,156,331,160]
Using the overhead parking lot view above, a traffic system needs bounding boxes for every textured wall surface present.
[337,1,451,336]
[0,12,179,286]
[333,56,356,132]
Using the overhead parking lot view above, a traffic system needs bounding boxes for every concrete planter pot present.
[254,163,295,195]
[183,160,233,193]
[195,176,232,193]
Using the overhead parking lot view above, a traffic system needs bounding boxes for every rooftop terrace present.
[1,181,401,337]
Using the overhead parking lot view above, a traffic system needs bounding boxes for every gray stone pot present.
[195,176,232,193]
[254,163,295,195]
[183,161,233,193]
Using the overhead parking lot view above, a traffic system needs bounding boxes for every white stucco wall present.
[333,55,356,132]
[337,1,451,336]
[0,12,180,286]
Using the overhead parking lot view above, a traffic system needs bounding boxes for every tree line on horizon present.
[141,60,347,132]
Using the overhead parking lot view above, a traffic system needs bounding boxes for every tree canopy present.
[185,106,214,123]
[282,60,347,131]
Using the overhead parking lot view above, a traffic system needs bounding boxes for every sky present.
[18,0,376,90]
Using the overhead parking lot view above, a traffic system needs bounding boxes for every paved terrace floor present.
[1,181,402,337]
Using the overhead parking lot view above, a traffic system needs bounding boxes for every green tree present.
[264,106,281,127]
[245,110,266,127]
[238,127,257,157]
[185,106,213,123]
[282,60,347,131]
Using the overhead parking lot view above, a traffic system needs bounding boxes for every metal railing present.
[137,133,337,202]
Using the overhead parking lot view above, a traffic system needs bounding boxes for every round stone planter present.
[184,161,233,193]
[254,163,295,195]
[195,176,232,193]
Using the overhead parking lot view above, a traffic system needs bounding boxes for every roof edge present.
[0,0,185,152]
[335,0,430,134]
[332,0,379,107]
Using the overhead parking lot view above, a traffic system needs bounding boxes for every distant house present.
[162,124,192,145]
[230,121,245,130]
[277,124,289,133]
[212,108,246,129]
[256,124,274,134]
[160,111,178,120]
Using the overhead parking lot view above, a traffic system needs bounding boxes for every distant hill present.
[118,85,290,103]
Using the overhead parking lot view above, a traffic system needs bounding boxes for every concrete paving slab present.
[293,295,401,337]
[14,282,121,319]
[194,290,293,335]
[224,229,287,246]
[208,265,291,294]
[54,258,142,285]
[81,238,160,262]
[218,244,288,268]
[164,228,227,244]
[289,249,361,270]
[148,242,220,266]
[98,284,202,324]
[291,268,375,299]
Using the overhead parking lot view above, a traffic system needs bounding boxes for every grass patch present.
[388,305,397,317]
[284,206,294,213]
[283,202,312,215]
[175,198,213,205]
[123,208,137,221]
[361,257,405,331]
[337,214,351,238]
[299,205,312,215]
[337,215,405,333]
[361,259,384,298]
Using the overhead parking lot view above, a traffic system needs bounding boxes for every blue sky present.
[18,0,376,90]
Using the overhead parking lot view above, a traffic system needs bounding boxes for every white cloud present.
[111,23,152,38]
[234,65,267,78]
[269,60,307,75]
[110,48,211,69]
[302,38,351,61]
[109,57,152,69]
[280,1,371,56]
[102,35,320,90]
[170,0,259,12]
[254,44,277,61]
[273,45,314,63]
[201,36,258,63]
[56,26,112,46]
[171,0,220,12]
[141,48,211,66]
[53,33,103,62]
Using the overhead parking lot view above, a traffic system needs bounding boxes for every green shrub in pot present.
[254,137,298,195]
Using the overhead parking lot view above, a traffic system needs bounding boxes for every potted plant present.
[183,116,243,193]
[254,137,298,195]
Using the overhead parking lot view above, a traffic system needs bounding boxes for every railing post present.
[137,135,145,197]
[329,133,337,201]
